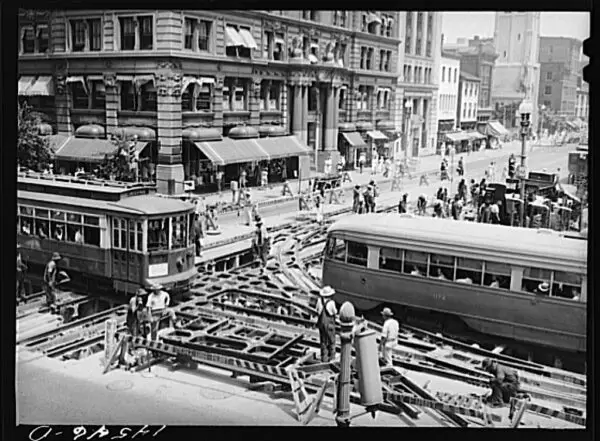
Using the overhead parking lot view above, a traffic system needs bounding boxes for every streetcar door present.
[111,217,129,284]
[127,219,143,283]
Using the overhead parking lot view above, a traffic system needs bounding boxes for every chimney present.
[474,35,480,41]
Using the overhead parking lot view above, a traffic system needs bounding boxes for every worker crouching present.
[316,286,338,362]
[481,358,521,407]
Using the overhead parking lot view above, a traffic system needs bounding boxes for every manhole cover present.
[198,388,234,401]
[106,380,134,391]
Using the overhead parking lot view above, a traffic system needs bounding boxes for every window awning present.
[18,76,36,95]
[341,132,367,147]
[257,135,311,159]
[24,76,54,96]
[66,76,88,94]
[445,132,471,143]
[366,130,388,141]
[135,75,155,87]
[193,138,269,166]
[225,26,245,47]
[367,13,382,24]
[238,28,258,50]
[274,37,285,45]
[308,54,318,64]
[200,77,215,85]
[181,76,203,93]
[310,42,319,50]
[54,138,148,163]
[486,121,509,137]
[466,131,486,140]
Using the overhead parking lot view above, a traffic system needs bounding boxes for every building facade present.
[397,11,442,157]
[18,10,402,194]
[435,52,460,153]
[492,12,541,130]
[457,71,480,131]
[576,59,589,121]
[538,37,582,117]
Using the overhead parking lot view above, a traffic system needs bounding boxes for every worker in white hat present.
[316,286,338,362]
[536,282,550,295]
[379,307,399,367]
[145,283,179,339]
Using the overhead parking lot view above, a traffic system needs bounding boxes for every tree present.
[95,130,137,182]
[17,102,54,171]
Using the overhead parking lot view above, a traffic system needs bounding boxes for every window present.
[89,19,102,51]
[269,82,280,110]
[483,261,511,289]
[552,271,583,299]
[386,16,393,37]
[325,236,346,261]
[91,81,106,109]
[384,51,391,72]
[347,241,367,267]
[233,84,247,110]
[18,206,34,236]
[224,79,248,111]
[184,18,194,49]
[404,250,428,276]
[442,67,446,82]
[70,81,88,109]
[139,16,153,50]
[545,85,552,95]
[360,46,367,69]
[546,71,552,80]
[308,86,318,111]
[83,215,101,247]
[338,88,346,110]
[222,85,231,111]
[380,247,403,273]
[21,27,35,53]
[456,257,482,285]
[171,215,187,249]
[379,50,385,71]
[148,218,169,251]
[119,17,135,50]
[522,267,551,293]
[71,19,87,52]
[454,69,457,83]
[120,81,136,111]
[273,32,284,60]
[366,48,373,70]
[333,11,346,27]
[336,42,347,67]
[362,14,368,32]
[406,66,412,82]
[429,253,455,280]
[196,83,212,111]
[112,218,127,250]
[139,81,157,112]
[37,26,49,53]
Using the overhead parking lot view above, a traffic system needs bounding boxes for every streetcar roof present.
[18,190,193,216]
[328,214,587,264]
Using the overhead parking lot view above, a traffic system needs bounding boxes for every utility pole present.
[403,100,412,181]
[518,100,533,227]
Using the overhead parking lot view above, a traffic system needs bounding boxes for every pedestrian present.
[281,178,293,197]
[352,185,361,214]
[193,213,205,257]
[243,191,254,226]
[261,168,269,190]
[324,154,333,175]
[440,159,448,181]
[146,283,179,339]
[314,193,324,224]
[230,178,239,205]
[239,169,247,190]
[216,169,224,193]
[458,179,467,202]
[398,193,408,214]
[481,358,520,408]
[384,158,391,178]
[336,158,343,175]
[43,252,62,308]
[451,196,461,220]
[358,152,366,174]
[491,203,501,224]
[379,307,399,367]
[17,245,28,301]
[316,286,338,363]
[457,156,465,177]
[252,216,270,266]
[370,180,379,212]
[363,185,373,213]
[417,194,427,215]
[127,288,146,337]
[479,201,492,223]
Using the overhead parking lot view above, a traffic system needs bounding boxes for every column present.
[292,83,303,139]
[300,83,308,143]
[103,73,118,135]
[324,85,336,151]
[411,12,418,54]
[250,77,261,127]
[213,74,225,133]
[155,64,184,195]
[280,81,288,129]
[422,12,429,56]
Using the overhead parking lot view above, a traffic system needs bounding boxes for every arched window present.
[182,83,195,111]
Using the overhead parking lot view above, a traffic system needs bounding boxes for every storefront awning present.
[467,131,486,140]
[225,26,245,47]
[486,121,509,137]
[54,137,149,163]
[257,135,311,159]
[66,76,88,94]
[366,130,388,141]
[181,76,203,94]
[193,138,269,166]
[18,76,36,95]
[238,28,258,49]
[23,76,54,96]
[445,132,470,143]
[341,132,367,147]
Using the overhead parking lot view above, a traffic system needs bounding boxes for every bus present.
[323,214,587,353]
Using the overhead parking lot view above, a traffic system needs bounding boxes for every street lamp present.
[538,104,546,141]
[518,99,533,227]
[403,100,413,172]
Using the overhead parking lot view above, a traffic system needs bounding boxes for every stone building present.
[457,71,480,131]
[435,51,460,153]
[575,59,589,122]
[18,9,401,194]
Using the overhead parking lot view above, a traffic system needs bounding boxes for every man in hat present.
[252,216,270,266]
[352,185,362,214]
[380,307,399,367]
[146,283,178,339]
[481,358,520,407]
[398,193,408,214]
[127,288,146,337]
[316,286,338,362]
[43,252,62,308]
[536,282,550,295]
[17,245,28,301]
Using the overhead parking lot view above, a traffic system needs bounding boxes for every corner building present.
[18,10,402,194]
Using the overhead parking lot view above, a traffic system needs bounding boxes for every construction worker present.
[481,358,520,407]
[316,286,338,362]
[43,252,62,308]
[146,283,179,339]
[252,216,270,266]
[379,307,399,367]
[126,288,146,337]
[193,213,205,257]
[398,193,408,214]
[17,245,28,301]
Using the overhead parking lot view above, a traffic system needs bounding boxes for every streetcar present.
[323,214,587,353]
[17,172,198,296]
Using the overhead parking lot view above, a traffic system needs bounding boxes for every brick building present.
[18,10,401,194]
[538,36,582,118]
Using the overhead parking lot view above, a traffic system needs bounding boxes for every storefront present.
[466,131,486,151]
[485,120,510,148]
[355,121,375,166]
[338,122,367,170]
[445,131,471,154]
[436,120,455,154]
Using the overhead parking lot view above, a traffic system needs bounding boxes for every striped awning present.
[486,121,509,137]
[467,131,486,140]
[18,76,36,95]
[193,138,269,166]
[238,28,258,50]
[257,136,311,159]
[341,132,367,147]
[23,76,54,96]
[367,13,382,24]
[366,130,388,141]
[225,26,245,47]
[66,76,88,94]
[446,132,471,143]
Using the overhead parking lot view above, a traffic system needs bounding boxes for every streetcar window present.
[483,261,511,289]
[84,216,100,226]
[20,206,34,216]
[172,215,187,249]
[346,241,367,267]
[67,213,82,223]
[521,267,551,294]
[429,253,455,280]
[136,221,143,251]
[51,221,65,241]
[19,215,33,236]
[404,251,428,276]
[51,210,66,221]
[379,247,402,273]
[35,209,49,218]
[326,236,346,262]
[552,271,582,300]
[36,219,49,238]
[129,222,136,250]
[188,214,195,247]
[148,218,169,251]
[456,257,482,285]
[84,225,100,246]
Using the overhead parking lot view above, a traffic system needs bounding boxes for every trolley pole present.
[403,101,412,182]
[518,100,533,228]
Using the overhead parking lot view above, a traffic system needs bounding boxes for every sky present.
[442,12,590,44]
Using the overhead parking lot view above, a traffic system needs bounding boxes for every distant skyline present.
[442,12,590,45]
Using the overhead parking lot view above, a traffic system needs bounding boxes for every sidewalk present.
[200,142,526,210]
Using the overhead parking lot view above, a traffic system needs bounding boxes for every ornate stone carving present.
[252,77,262,98]
[324,42,335,63]
[155,70,183,97]
[156,60,182,71]
[103,72,117,88]
[54,63,68,95]
[290,36,303,59]
[215,76,225,90]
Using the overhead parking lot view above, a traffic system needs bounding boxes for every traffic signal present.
[508,157,516,179]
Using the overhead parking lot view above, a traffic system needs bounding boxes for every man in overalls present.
[44,252,62,308]
[481,358,520,407]
[252,216,270,266]
[316,286,338,362]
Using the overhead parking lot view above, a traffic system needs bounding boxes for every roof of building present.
[441,50,462,60]
[459,71,481,82]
